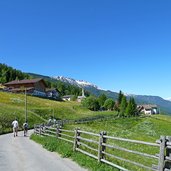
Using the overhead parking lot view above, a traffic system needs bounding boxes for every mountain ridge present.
[53,76,100,89]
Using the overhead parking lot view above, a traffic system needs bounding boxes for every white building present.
[62,95,74,101]
[138,104,159,115]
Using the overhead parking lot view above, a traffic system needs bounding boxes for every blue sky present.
[0,0,171,98]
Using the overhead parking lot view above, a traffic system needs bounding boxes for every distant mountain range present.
[53,76,99,89]
[29,73,171,114]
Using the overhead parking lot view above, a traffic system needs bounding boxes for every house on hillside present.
[77,88,86,102]
[46,88,60,99]
[62,95,74,101]
[4,78,47,97]
[137,104,159,115]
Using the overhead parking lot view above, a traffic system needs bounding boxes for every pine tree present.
[118,90,124,105]
[119,95,127,117]
[130,97,137,116]
[125,99,132,117]
[116,90,124,112]
[125,97,137,117]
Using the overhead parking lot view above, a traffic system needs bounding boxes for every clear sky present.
[0,0,171,99]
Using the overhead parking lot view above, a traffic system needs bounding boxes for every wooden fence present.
[51,114,117,126]
[34,124,171,171]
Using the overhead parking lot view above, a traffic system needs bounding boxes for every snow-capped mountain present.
[124,93,136,97]
[53,76,99,89]
[165,98,171,102]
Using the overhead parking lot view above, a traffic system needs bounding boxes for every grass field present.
[63,114,171,170]
[0,91,116,134]
[2,91,171,170]
[32,114,171,171]
[64,114,171,141]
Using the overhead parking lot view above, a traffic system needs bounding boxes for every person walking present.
[12,119,19,137]
[48,116,53,126]
[23,120,28,136]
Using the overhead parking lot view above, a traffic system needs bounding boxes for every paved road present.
[0,131,87,171]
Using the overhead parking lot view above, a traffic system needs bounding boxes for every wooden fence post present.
[44,124,46,134]
[34,124,35,134]
[98,131,104,162]
[165,136,171,170]
[39,125,41,135]
[73,128,80,151]
[56,126,58,138]
[102,131,107,159]
[56,125,61,138]
[56,125,59,138]
[158,136,166,171]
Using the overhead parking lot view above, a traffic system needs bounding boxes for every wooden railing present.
[34,124,171,171]
[47,114,117,127]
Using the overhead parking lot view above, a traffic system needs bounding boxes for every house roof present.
[138,104,158,110]
[62,95,74,98]
[46,88,60,92]
[4,78,47,87]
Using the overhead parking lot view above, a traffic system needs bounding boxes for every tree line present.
[0,63,30,84]
[82,91,138,117]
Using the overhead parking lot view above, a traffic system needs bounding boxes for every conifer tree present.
[130,97,137,116]
[119,95,127,117]
[116,90,124,112]
[125,97,137,117]
[125,99,132,117]
[118,90,124,105]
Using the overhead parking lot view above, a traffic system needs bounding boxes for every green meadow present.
[0,91,115,134]
[32,115,171,171]
[1,91,171,170]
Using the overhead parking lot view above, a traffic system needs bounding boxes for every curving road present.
[0,131,87,171]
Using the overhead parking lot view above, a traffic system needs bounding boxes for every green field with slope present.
[0,92,116,134]
[2,91,171,170]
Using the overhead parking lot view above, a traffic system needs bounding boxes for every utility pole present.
[25,88,27,122]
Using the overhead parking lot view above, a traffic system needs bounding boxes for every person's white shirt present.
[12,120,18,128]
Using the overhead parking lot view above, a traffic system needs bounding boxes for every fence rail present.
[34,124,171,171]
[47,114,118,127]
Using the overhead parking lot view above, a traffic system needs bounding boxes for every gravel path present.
[0,130,87,171]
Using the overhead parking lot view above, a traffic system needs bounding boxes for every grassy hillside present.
[2,91,171,170]
[0,92,116,134]
[64,115,171,170]
[31,114,171,171]
[65,114,171,141]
